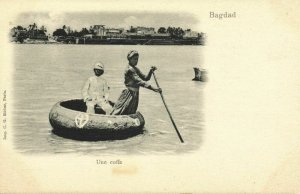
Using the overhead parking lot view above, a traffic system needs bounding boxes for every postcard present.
[0,0,300,193]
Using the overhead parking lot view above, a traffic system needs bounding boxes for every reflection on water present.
[12,45,204,155]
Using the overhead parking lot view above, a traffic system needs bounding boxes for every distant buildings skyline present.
[10,22,205,45]
[12,23,201,39]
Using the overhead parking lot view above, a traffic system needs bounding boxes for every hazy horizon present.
[13,12,201,34]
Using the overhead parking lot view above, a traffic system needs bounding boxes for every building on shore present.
[183,29,199,38]
[105,28,125,38]
[129,26,155,35]
[91,25,125,38]
[93,25,106,36]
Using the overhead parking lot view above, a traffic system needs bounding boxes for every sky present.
[14,12,201,34]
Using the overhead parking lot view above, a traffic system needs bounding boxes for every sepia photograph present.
[1,0,300,193]
[11,12,206,155]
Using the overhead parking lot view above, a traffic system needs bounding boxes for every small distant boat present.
[192,67,207,82]
[49,99,145,141]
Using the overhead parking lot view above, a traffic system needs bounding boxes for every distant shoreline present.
[11,24,205,46]
[12,37,205,46]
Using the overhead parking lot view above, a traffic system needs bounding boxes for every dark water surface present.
[12,45,204,155]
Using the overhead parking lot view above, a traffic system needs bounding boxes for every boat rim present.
[53,98,141,118]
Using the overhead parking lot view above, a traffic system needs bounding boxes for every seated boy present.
[82,62,112,114]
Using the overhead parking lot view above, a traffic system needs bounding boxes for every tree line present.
[12,23,202,40]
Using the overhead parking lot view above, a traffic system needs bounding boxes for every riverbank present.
[13,37,204,45]
[75,37,203,45]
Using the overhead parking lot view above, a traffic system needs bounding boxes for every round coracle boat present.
[49,99,145,141]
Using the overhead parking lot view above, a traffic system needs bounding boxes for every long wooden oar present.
[152,72,184,143]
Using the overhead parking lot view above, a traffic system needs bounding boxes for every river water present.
[12,44,204,155]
